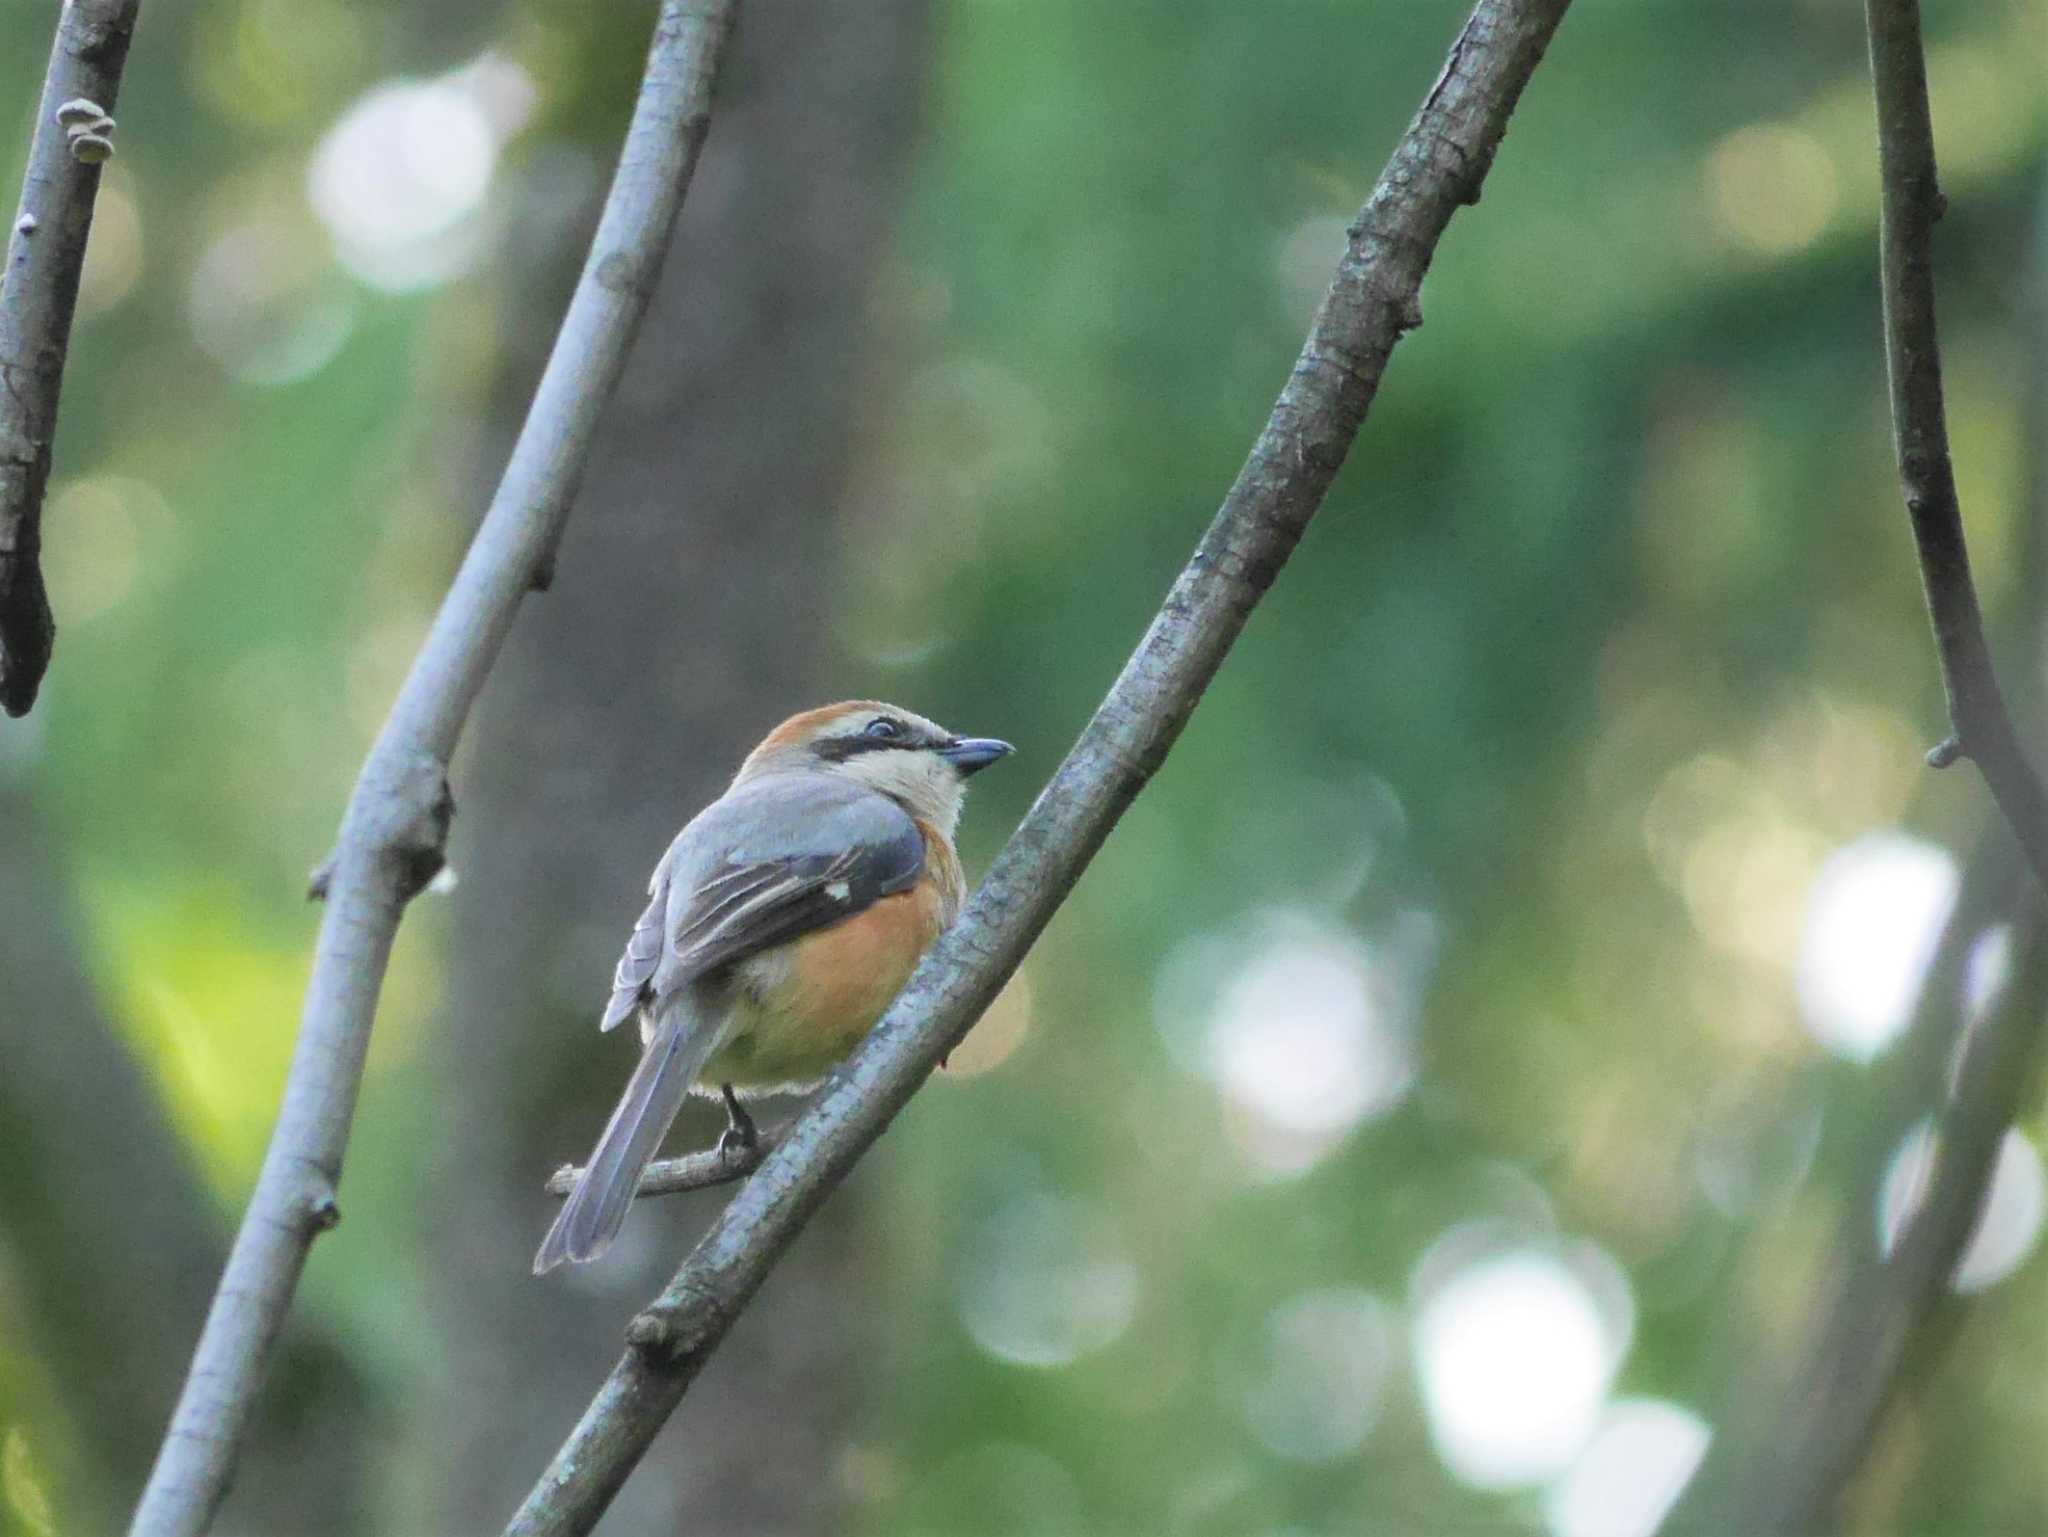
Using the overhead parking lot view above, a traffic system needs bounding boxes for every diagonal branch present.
[502,2,1576,1531]
[1865,0,2048,881]
[126,4,744,1534]
[0,0,144,716]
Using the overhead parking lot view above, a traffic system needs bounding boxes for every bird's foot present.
[718,1083,759,1157]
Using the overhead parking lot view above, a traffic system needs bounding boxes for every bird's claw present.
[717,1083,759,1157]
[716,1124,756,1159]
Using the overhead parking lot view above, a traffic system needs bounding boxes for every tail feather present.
[534,1000,724,1273]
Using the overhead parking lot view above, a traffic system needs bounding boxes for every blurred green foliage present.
[1,0,2045,1533]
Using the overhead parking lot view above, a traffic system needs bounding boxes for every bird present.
[535,700,1013,1273]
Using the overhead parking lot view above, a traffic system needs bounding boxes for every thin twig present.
[502,2,1575,1531]
[126,5,743,1534]
[1865,0,2048,880]
[544,1133,778,1200]
[0,0,144,716]
[1665,150,2048,1537]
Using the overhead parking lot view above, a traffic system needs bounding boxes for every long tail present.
[534,999,724,1273]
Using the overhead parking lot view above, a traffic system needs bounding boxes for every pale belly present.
[698,885,944,1096]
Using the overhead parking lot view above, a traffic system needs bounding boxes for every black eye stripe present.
[812,719,944,762]
[812,736,900,763]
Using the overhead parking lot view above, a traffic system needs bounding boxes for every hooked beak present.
[939,736,1014,776]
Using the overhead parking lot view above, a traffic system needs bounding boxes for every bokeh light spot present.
[1158,911,1419,1177]
[1413,1242,1631,1489]
[1962,923,2012,1021]
[1226,1287,1393,1463]
[1209,929,1412,1134]
[77,168,143,319]
[1796,833,1956,1061]
[1543,1399,1711,1537]
[41,475,172,626]
[308,60,530,291]
[943,965,1034,1077]
[1271,214,1348,327]
[1880,1121,2047,1293]
[1706,124,1838,255]
[955,1191,1138,1368]
[190,219,358,386]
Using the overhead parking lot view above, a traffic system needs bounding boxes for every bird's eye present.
[863,717,903,741]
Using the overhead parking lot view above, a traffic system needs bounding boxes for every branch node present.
[303,1190,341,1233]
[307,855,336,902]
[358,753,456,901]
[624,1281,727,1363]
[623,1307,678,1354]
[1926,735,1965,769]
[595,251,647,297]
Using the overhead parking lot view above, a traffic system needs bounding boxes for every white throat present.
[839,749,965,838]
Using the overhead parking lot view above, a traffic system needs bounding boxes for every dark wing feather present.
[669,821,925,984]
[593,776,925,1033]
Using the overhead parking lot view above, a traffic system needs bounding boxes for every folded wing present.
[596,774,926,1033]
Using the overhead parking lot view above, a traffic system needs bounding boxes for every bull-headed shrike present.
[536,700,1012,1272]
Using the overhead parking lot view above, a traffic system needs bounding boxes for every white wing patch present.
[604,780,926,1013]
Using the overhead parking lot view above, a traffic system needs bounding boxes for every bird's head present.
[738,700,1013,836]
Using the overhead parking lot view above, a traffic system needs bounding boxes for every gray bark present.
[0,0,144,714]
[129,6,746,1532]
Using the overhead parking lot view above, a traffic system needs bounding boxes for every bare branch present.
[501,2,1576,1532]
[1864,0,2048,880]
[125,5,744,1534]
[544,1134,777,1200]
[0,0,144,716]
[1667,137,2048,1537]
